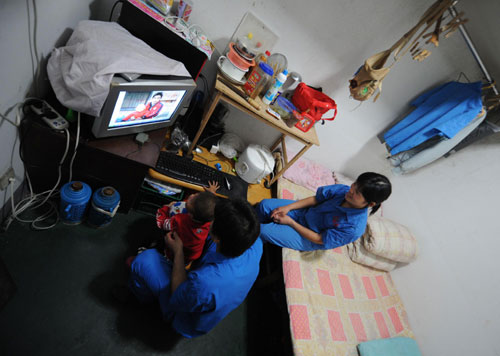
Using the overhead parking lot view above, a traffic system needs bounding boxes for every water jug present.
[87,186,121,228]
[60,181,92,224]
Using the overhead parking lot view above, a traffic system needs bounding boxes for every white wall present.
[190,0,500,355]
[1,0,499,354]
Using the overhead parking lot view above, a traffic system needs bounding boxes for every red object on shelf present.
[291,83,337,132]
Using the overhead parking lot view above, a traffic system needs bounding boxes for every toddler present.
[156,182,219,264]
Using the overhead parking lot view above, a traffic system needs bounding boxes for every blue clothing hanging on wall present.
[383,81,483,155]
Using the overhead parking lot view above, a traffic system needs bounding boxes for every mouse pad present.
[222,174,248,200]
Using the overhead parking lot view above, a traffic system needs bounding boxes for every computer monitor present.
[91,75,196,138]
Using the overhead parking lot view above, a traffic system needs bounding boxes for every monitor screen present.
[91,76,196,139]
[108,89,187,130]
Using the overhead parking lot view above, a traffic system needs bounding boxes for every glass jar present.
[243,62,274,99]
[270,96,302,127]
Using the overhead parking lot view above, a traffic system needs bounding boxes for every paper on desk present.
[144,177,183,196]
[47,20,190,116]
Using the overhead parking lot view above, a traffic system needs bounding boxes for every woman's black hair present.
[356,172,392,215]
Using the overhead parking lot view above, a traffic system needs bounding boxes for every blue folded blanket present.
[358,337,422,356]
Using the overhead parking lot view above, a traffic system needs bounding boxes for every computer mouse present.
[194,147,203,154]
[224,177,232,191]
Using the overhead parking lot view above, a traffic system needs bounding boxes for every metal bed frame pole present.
[449,5,499,96]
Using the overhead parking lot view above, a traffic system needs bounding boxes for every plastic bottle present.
[243,62,274,99]
[262,70,288,105]
[60,181,92,225]
[87,186,121,228]
[256,50,271,65]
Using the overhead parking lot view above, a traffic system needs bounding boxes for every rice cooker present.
[235,144,275,184]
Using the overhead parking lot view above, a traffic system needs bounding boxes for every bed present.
[277,177,415,356]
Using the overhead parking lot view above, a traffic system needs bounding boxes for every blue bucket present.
[60,181,92,225]
[88,186,121,228]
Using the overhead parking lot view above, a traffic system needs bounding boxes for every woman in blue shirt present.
[256,172,392,251]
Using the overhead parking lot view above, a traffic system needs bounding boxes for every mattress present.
[277,178,414,356]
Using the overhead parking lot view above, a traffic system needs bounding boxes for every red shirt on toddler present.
[156,202,211,264]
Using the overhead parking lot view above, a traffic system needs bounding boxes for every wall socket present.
[0,167,15,190]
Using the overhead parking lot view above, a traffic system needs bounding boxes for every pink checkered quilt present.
[278,178,414,356]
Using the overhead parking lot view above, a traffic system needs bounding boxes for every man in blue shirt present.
[128,198,262,338]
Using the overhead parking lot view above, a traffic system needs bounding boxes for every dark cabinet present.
[21,117,167,212]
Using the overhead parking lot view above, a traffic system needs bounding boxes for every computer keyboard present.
[154,151,248,199]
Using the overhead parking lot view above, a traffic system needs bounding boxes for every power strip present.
[30,100,69,131]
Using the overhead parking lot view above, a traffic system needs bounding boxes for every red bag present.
[291,83,337,132]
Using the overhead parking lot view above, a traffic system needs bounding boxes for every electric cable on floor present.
[2,108,72,231]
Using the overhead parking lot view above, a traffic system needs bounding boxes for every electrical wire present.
[194,155,232,174]
[199,73,209,93]
[198,73,210,105]
[31,0,40,67]
[0,98,38,127]
[456,72,471,83]
[26,0,35,93]
[196,132,224,148]
[26,0,40,97]
[68,111,81,182]
[0,112,18,127]
[2,101,71,232]
[164,15,208,46]
[125,145,143,158]
[109,0,124,22]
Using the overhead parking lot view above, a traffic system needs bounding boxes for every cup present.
[217,56,248,82]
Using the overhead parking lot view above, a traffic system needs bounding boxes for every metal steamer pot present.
[234,37,257,60]
[235,144,275,184]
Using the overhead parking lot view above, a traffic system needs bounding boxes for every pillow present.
[347,237,398,271]
[358,337,422,356]
[282,150,335,192]
[333,172,355,186]
[363,215,419,263]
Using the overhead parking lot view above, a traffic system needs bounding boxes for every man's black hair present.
[152,92,163,98]
[191,192,218,223]
[211,199,260,257]
[356,172,392,215]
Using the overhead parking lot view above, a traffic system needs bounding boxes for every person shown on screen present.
[120,92,164,122]
[127,198,262,338]
[255,172,392,251]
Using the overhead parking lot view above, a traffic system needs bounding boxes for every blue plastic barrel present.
[60,181,92,225]
[87,186,121,228]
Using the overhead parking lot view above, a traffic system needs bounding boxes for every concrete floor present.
[0,210,292,356]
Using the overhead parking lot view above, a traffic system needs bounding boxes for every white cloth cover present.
[47,20,190,116]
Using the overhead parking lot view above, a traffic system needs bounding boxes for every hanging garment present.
[390,108,486,174]
[383,81,483,155]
